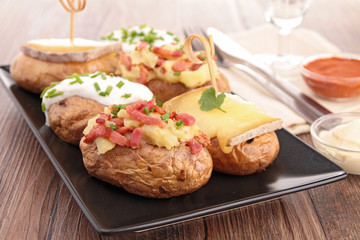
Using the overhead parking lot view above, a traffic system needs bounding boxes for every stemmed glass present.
[261,0,312,75]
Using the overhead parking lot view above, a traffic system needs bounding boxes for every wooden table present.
[1,0,360,239]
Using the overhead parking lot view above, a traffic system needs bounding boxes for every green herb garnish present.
[110,123,117,131]
[175,119,184,129]
[173,71,181,76]
[91,72,102,78]
[198,87,226,113]
[45,90,64,98]
[139,24,147,29]
[166,31,174,36]
[100,32,119,41]
[94,82,100,92]
[41,103,46,112]
[174,37,180,43]
[198,52,207,61]
[99,92,107,96]
[105,86,113,95]
[116,81,124,89]
[150,107,155,112]
[121,93,132,98]
[161,112,170,121]
[157,101,163,107]
[144,107,150,115]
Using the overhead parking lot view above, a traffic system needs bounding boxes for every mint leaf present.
[198,87,226,113]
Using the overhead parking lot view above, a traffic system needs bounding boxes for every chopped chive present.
[173,71,181,76]
[105,85,113,95]
[69,80,78,85]
[121,93,132,98]
[144,107,150,116]
[174,37,180,43]
[150,107,155,112]
[91,72,102,78]
[111,109,118,116]
[157,101,163,107]
[112,104,120,110]
[99,92,107,96]
[46,91,64,98]
[46,89,56,95]
[119,104,128,109]
[139,24,147,29]
[94,82,100,92]
[41,103,46,112]
[110,123,117,131]
[166,31,174,36]
[101,72,107,80]
[198,52,207,61]
[176,119,184,129]
[161,112,170,121]
[116,81,124,88]
[65,75,74,79]
[79,73,90,77]
[110,73,115,77]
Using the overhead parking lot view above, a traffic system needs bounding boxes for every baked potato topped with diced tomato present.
[79,99,213,198]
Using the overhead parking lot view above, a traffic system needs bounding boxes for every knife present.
[207,27,331,123]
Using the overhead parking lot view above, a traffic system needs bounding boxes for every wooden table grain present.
[1,0,360,239]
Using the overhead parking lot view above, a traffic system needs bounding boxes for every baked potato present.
[207,132,280,175]
[79,99,213,198]
[41,72,153,145]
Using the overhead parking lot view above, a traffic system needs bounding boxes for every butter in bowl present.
[300,53,360,101]
[311,112,360,174]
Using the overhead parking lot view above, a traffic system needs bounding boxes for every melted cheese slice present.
[163,87,282,153]
[25,38,110,53]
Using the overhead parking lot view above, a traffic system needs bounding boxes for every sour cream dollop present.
[41,72,153,126]
[100,25,180,53]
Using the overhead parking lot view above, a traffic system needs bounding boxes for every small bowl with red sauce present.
[300,53,360,101]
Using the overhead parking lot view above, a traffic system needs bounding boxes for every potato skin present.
[207,132,280,175]
[146,72,231,102]
[10,52,119,93]
[80,140,213,198]
[48,96,105,145]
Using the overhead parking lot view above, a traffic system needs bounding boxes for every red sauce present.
[301,56,360,99]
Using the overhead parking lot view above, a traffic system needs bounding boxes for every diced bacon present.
[110,118,124,127]
[169,112,177,119]
[187,138,203,154]
[126,107,166,128]
[152,46,183,58]
[137,65,149,84]
[120,51,132,71]
[84,124,106,143]
[109,130,128,146]
[172,60,190,72]
[175,113,196,126]
[133,101,147,111]
[156,58,166,67]
[96,118,105,124]
[99,113,111,121]
[160,67,166,75]
[195,133,210,147]
[190,64,201,71]
[129,128,142,148]
[145,98,157,110]
[136,41,148,51]
[116,126,135,135]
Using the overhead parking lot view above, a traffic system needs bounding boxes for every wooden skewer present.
[184,34,218,93]
[59,0,86,43]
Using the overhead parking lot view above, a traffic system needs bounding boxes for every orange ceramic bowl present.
[300,53,360,100]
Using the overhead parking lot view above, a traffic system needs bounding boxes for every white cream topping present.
[101,25,180,53]
[41,72,153,126]
[27,38,110,47]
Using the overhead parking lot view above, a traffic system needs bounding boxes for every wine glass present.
[261,0,312,76]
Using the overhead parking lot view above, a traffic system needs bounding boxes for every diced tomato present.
[154,105,166,115]
[126,106,166,128]
[137,65,149,84]
[169,112,177,119]
[145,98,157,110]
[129,128,142,148]
[110,118,124,126]
[156,58,166,67]
[172,60,190,72]
[84,124,106,143]
[187,138,203,154]
[120,51,132,71]
[175,113,195,126]
[107,130,128,146]
[189,64,201,71]
[116,126,135,135]
[136,41,149,51]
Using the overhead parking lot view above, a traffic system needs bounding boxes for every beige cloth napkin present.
[220,24,360,134]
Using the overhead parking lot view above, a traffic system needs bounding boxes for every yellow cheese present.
[163,87,281,153]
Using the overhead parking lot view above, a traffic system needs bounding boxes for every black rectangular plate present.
[0,66,347,234]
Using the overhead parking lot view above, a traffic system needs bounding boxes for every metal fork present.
[182,26,326,123]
